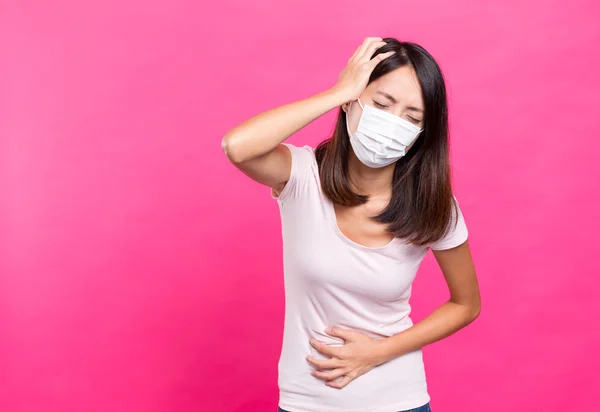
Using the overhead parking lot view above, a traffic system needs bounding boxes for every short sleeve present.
[271,143,316,203]
[429,197,469,250]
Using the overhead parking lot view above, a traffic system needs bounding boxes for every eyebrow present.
[376,90,424,114]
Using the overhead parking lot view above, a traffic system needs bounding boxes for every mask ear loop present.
[346,98,366,138]
[345,100,354,138]
[346,97,365,137]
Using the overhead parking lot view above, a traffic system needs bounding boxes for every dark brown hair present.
[315,38,457,246]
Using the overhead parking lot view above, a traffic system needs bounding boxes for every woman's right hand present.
[332,37,395,102]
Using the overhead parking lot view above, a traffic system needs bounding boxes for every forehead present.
[368,65,424,107]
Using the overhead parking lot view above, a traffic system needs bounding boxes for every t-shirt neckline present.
[324,197,398,251]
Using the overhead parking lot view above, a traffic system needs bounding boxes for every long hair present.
[314,38,456,246]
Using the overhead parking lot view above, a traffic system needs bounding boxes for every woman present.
[222,37,480,412]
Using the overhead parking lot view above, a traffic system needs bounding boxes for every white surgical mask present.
[346,98,423,168]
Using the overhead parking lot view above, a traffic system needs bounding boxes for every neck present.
[347,151,395,199]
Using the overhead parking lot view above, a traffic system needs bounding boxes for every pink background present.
[2,1,599,411]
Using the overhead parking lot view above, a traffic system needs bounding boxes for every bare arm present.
[377,241,481,361]
[221,89,350,194]
[221,37,395,196]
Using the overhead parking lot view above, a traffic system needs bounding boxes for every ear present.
[341,102,349,113]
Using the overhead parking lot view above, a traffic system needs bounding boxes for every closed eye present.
[373,100,389,109]
[374,99,422,124]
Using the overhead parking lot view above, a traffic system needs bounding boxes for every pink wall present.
[1,1,599,411]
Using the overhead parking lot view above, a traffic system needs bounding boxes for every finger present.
[360,41,388,63]
[355,39,385,63]
[325,327,355,342]
[352,37,383,62]
[348,43,364,62]
[368,51,395,69]
[306,356,343,370]
[309,338,338,357]
[312,367,347,381]
[326,374,354,389]
[355,36,381,56]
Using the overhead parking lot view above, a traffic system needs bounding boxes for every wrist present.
[376,334,411,365]
[374,338,393,365]
[323,85,353,106]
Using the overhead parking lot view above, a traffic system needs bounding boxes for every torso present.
[274,144,432,412]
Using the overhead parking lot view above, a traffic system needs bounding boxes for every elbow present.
[453,296,481,325]
[221,133,248,164]
[470,304,481,323]
[467,298,481,323]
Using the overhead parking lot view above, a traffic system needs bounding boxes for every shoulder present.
[282,143,318,177]
[275,144,319,203]
[429,195,469,251]
[282,143,316,163]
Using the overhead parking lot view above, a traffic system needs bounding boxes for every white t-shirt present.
[273,144,468,412]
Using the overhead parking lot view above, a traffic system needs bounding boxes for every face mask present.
[346,98,423,168]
